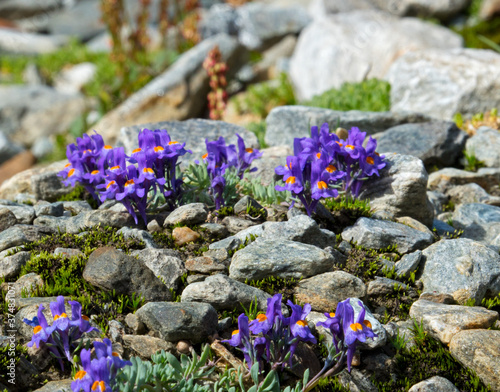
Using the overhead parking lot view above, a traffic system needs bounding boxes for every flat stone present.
[221,216,259,234]
[446,183,500,207]
[199,223,228,239]
[420,239,500,304]
[229,238,335,281]
[53,248,84,258]
[135,302,218,343]
[0,250,30,280]
[164,203,208,226]
[233,196,265,216]
[373,121,467,169]
[387,49,500,120]
[428,167,500,194]
[30,380,73,392]
[452,203,500,247]
[1,204,35,224]
[358,153,434,227]
[0,29,69,55]
[0,224,55,252]
[395,250,422,278]
[294,271,366,313]
[84,247,171,301]
[181,273,272,311]
[409,300,498,344]
[466,126,500,168]
[116,227,157,248]
[0,207,17,231]
[185,256,227,274]
[408,376,459,392]
[130,249,186,291]
[209,236,242,252]
[122,334,176,359]
[61,201,92,216]
[33,201,64,217]
[367,277,409,296]
[341,217,434,254]
[265,105,431,148]
[449,329,500,391]
[419,292,456,305]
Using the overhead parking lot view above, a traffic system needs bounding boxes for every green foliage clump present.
[322,196,371,218]
[246,121,268,149]
[463,149,487,172]
[304,79,391,112]
[56,184,99,209]
[244,276,301,304]
[454,18,500,50]
[373,320,492,392]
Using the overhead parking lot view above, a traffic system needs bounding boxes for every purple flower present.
[360,137,386,177]
[235,133,262,178]
[211,175,226,210]
[249,294,283,335]
[274,156,304,195]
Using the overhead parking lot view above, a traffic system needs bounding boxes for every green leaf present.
[250,361,260,384]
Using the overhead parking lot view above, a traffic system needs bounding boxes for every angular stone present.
[62,201,92,216]
[30,380,73,392]
[0,207,17,231]
[0,224,55,252]
[233,196,265,216]
[0,250,30,280]
[428,167,500,194]
[164,203,208,226]
[373,121,467,169]
[452,203,500,247]
[221,216,259,234]
[135,302,218,343]
[265,105,432,148]
[290,10,461,100]
[83,247,171,302]
[33,201,64,217]
[53,248,84,258]
[367,277,409,296]
[420,239,500,304]
[387,49,500,120]
[449,329,500,391]
[446,183,500,207]
[395,250,422,278]
[408,376,459,392]
[209,236,242,252]
[130,249,186,291]
[342,217,434,254]
[122,335,176,359]
[229,238,334,281]
[181,274,272,311]
[466,126,500,168]
[409,300,498,344]
[185,256,227,274]
[294,271,366,313]
[199,223,228,239]
[92,34,246,146]
[116,227,157,248]
[172,226,201,246]
[359,153,434,227]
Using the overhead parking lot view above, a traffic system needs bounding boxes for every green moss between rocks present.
[56,185,99,209]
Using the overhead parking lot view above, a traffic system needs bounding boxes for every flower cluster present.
[58,129,191,225]
[203,45,228,120]
[72,338,131,392]
[201,134,262,209]
[222,294,316,372]
[23,296,97,371]
[274,124,386,216]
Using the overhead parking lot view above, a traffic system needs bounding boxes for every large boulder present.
[264,106,432,148]
[387,49,500,120]
[289,10,462,100]
[358,153,434,227]
[90,34,246,146]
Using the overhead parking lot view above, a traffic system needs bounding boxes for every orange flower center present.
[54,313,67,321]
[112,352,119,357]
[336,141,343,147]
[143,168,154,174]
[154,146,164,152]
[326,165,336,173]
[202,153,208,159]
[91,380,106,391]
[168,141,179,145]
[366,156,374,165]
[33,326,42,334]
[245,148,254,153]
[68,168,75,177]
[329,312,335,318]
[91,170,99,175]
[104,145,112,150]
[106,181,116,189]
[296,320,307,327]
[286,176,296,184]
[257,314,267,322]
[345,144,354,150]
[132,148,142,154]
[110,166,120,171]
[82,315,89,321]
[317,181,327,190]
[316,153,321,159]
[74,370,87,380]
[232,329,239,336]
[363,320,372,329]
[125,179,135,187]
[64,163,71,168]
[350,323,363,332]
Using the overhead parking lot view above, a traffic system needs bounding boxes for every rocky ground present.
[1,0,500,392]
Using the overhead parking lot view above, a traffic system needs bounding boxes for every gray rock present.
[122,334,176,359]
[208,236,242,252]
[432,219,457,238]
[465,126,500,168]
[358,153,434,227]
[0,250,30,280]
[265,105,432,148]
[54,62,97,95]
[83,247,171,302]
[449,329,500,391]
[419,238,500,304]
[0,85,85,147]
[119,119,258,170]
[221,216,259,234]
[248,145,290,185]
[116,227,157,248]
[290,10,462,100]
[294,271,366,313]
[199,4,239,39]
[0,29,69,55]
[62,201,92,216]
[0,131,23,165]
[371,0,471,21]
[387,49,500,120]
[53,248,84,258]
[30,380,73,392]
[373,121,467,169]
[185,256,227,274]
[0,0,64,19]
[125,313,146,335]
[229,238,335,281]
[428,167,500,194]
[427,190,448,216]
[66,210,135,234]
[164,203,208,226]
[199,223,228,238]
[135,302,218,343]
[235,2,310,50]
[446,183,500,207]
[452,203,500,246]
[395,250,422,278]
[181,274,272,311]
[34,201,64,217]
[409,300,498,345]
[408,376,459,392]
[92,34,247,146]
[367,277,409,296]
[33,215,69,232]
[342,217,434,254]
[233,196,265,216]
[0,225,54,252]
[0,207,17,232]
[130,248,186,291]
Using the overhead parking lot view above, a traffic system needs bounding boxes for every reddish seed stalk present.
[203,46,228,121]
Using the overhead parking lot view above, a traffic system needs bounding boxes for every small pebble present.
[172,226,201,246]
